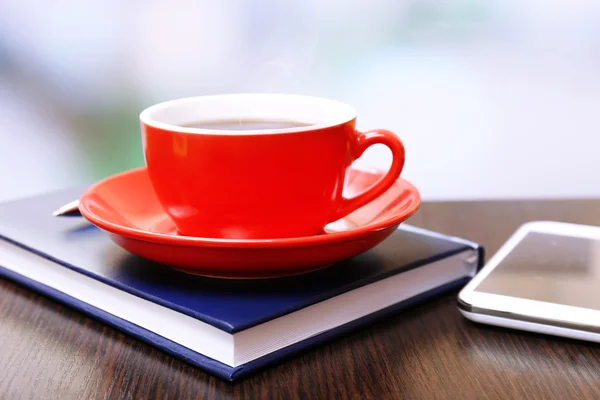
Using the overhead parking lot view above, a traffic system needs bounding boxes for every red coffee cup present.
[140,94,405,239]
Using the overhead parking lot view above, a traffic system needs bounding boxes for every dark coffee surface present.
[180,119,313,130]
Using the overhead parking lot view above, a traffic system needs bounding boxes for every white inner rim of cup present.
[139,93,357,135]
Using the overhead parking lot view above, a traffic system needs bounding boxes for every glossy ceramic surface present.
[79,166,420,278]
[140,94,405,239]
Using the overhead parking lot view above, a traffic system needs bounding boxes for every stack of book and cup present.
[0,94,483,381]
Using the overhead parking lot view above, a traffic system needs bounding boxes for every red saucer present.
[79,166,421,278]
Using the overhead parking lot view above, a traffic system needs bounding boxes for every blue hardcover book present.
[0,187,483,381]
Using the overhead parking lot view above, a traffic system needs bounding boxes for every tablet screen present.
[473,231,600,310]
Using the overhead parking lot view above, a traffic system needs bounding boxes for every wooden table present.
[2,199,600,399]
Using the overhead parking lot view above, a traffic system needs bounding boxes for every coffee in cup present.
[139,94,405,239]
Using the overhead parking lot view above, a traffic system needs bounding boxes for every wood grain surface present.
[2,199,600,399]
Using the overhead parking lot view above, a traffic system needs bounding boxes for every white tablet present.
[458,221,600,343]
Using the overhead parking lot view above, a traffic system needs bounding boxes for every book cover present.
[0,187,484,381]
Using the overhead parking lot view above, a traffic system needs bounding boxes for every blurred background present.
[1,0,600,202]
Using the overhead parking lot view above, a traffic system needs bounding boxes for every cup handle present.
[330,129,405,221]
